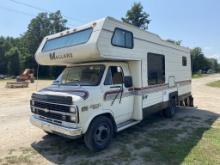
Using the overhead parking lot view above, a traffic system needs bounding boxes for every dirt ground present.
[0,74,220,165]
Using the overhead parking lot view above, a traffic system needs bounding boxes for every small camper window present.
[147,53,165,85]
[104,66,123,85]
[42,28,93,52]
[111,28,133,49]
[182,56,187,66]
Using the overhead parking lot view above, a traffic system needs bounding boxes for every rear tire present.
[84,116,113,152]
[164,97,177,118]
[189,95,194,107]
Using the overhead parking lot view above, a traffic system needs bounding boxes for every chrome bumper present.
[30,116,82,139]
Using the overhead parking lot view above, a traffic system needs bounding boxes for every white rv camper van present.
[30,17,193,151]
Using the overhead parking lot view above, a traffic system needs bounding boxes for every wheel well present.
[169,91,178,103]
[90,113,117,134]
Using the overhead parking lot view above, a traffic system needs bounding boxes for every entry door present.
[102,65,134,124]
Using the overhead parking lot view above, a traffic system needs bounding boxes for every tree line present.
[0,3,219,79]
[0,10,67,78]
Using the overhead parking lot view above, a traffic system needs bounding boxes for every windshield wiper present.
[63,81,81,87]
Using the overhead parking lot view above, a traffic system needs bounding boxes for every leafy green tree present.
[191,47,211,73]
[0,37,7,74]
[22,10,67,77]
[49,11,67,34]
[5,47,20,75]
[0,37,14,74]
[122,2,150,29]
[207,58,218,72]
[217,64,220,72]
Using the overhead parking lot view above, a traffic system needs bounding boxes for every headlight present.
[69,106,79,123]
[70,116,77,122]
[70,106,77,113]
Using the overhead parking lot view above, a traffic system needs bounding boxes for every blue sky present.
[0,0,219,61]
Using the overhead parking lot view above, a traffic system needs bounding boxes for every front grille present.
[30,97,76,123]
[34,109,72,123]
[33,101,70,113]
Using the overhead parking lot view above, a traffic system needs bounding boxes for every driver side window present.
[104,66,123,85]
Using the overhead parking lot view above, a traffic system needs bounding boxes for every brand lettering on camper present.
[49,52,73,60]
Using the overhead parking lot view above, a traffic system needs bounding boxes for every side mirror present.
[124,76,133,88]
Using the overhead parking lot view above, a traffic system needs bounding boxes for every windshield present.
[54,65,105,86]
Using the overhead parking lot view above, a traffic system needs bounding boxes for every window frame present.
[182,56,187,66]
[104,66,124,86]
[111,27,134,49]
[42,27,93,52]
[147,53,166,86]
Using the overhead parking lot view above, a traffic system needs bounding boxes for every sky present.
[0,0,220,61]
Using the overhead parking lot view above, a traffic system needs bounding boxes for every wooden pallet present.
[6,81,29,88]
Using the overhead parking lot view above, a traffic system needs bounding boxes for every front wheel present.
[84,116,113,151]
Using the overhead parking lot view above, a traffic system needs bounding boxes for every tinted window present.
[112,28,133,49]
[104,66,123,85]
[147,53,165,85]
[182,56,187,66]
[42,28,93,52]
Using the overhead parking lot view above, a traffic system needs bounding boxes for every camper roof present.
[35,17,190,66]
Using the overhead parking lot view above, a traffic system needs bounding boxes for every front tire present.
[84,116,113,151]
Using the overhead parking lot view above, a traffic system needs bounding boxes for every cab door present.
[102,64,134,124]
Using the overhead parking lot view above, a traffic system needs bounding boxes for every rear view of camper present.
[31,17,193,151]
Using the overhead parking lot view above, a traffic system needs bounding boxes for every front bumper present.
[30,116,82,139]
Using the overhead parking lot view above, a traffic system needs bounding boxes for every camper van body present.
[30,17,193,151]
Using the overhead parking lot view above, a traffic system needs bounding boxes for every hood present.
[37,85,89,103]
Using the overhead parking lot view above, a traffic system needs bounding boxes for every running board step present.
[117,119,140,132]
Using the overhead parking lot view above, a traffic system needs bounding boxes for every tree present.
[22,10,67,77]
[0,37,8,74]
[5,47,20,75]
[122,2,150,29]
[191,47,211,73]
[0,37,14,74]
[207,58,218,72]
[49,11,67,34]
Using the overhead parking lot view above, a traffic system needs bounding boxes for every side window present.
[182,56,187,66]
[104,66,123,85]
[147,53,165,85]
[112,28,133,49]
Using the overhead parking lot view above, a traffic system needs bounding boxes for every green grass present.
[192,73,207,79]
[207,80,220,88]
